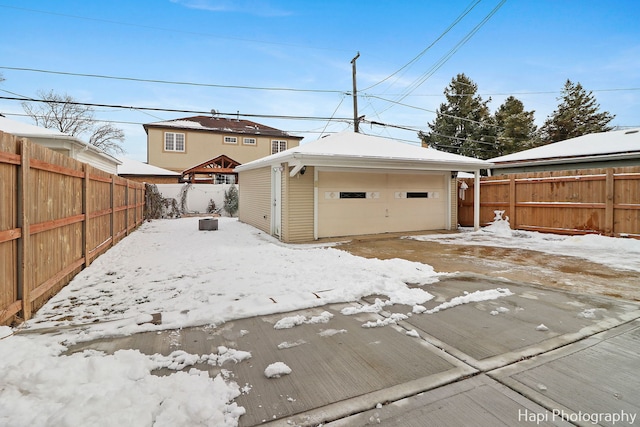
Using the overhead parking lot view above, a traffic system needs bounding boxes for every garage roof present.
[235,131,492,173]
[489,127,640,168]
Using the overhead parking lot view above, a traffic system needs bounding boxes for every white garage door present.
[317,170,447,238]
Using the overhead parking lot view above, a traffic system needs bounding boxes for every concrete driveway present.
[68,264,640,426]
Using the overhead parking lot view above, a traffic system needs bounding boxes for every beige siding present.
[147,128,300,172]
[282,165,315,243]
[238,167,271,234]
[317,171,448,238]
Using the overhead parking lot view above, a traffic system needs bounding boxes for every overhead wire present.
[0,66,345,94]
[361,0,481,92]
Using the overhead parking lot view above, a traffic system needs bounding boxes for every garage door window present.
[407,192,429,198]
[340,192,366,199]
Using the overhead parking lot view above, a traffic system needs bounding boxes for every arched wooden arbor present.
[181,155,240,184]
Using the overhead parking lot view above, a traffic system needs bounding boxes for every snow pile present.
[277,340,307,349]
[0,325,12,339]
[23,218,439,342]
[482,210,513,237]
[362,313,408,328]
[411,218,640,273]
[0,335,245,427]
[319,329,347,337]
[424,288,514,314]
[264,362,292,378]
[273,311,333,329]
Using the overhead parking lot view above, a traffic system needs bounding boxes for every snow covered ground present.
[1,216,638,426]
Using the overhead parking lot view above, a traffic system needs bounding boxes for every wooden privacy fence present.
[1,132,145,325]
[458,166,640,238]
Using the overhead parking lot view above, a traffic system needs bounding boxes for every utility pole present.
[351,52,360,133]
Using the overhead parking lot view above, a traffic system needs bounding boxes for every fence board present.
[0,132,146,325]
[458,166,640,238]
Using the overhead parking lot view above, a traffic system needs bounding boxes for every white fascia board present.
[290,153,490,172]
[491,152,640,169]
[236,152,491,173]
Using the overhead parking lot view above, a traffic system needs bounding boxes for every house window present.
[165,132,185,152]
[271,140,287,154]
[224,136,238,144]
[243,137,257,145]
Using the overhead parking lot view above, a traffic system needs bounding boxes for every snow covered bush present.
[224,185,239,217]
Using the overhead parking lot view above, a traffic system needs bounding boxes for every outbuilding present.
[236,132,491,243]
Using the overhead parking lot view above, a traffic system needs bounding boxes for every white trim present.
[474,170,481,231]
[446,177,452,230]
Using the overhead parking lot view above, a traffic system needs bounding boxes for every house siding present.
[147,127,301,172]
[238,167,271,234]
[282,165,314,243]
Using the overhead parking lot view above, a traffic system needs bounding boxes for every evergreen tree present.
[419,73,496,159]
[493,96,537,156]
[539,80,615,143]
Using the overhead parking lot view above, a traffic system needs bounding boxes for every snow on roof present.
[117,158,180,176]
[0,115,71,137]
[490,128,640,164]
[144,115,301,138]
[146,120,207,130]
[236,131,492,172]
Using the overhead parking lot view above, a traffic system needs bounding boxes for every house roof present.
[117,157,180,176]
[1,114,77,138]
[143,116,303,139]
[0,115,121,166]
[489,128,640,168]
[235,131,492,174]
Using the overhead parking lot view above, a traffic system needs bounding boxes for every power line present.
[388,0,507,109]
[362,0,481,92]
[0,95,353,122]
[0,66,346,94]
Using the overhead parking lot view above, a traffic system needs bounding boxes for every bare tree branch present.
[22,89,125,155]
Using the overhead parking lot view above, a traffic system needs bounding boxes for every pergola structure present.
[180,155,240,184]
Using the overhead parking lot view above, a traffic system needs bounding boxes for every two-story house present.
[144,116,303,180]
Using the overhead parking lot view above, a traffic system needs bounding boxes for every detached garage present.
[236,132,491,243]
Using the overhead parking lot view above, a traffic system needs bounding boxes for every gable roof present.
[143,115,302,139]
[117,157,180,176]
[182,154,241,175]
[235,131,492,174]
[490,128,640,168]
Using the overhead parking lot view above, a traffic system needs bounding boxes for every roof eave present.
[491,151,640,168]
[236,152,492,172]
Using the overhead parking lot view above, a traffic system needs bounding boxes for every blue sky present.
[1,0,639,162]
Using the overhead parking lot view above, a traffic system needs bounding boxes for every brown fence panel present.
[0,132,146,325]
[459,167,640,238]
[0,133,20,324]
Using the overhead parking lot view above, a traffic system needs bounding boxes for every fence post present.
[125,181,130,236]
[111,176,115,243]
[509,176,516,228]
[17,139,31,320]
[605,168,614,236]
[83,164,90,267]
